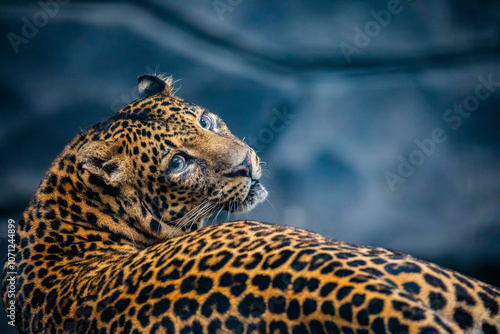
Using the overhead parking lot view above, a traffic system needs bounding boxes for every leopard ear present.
[76,141,131,186]
[137,74,172,98]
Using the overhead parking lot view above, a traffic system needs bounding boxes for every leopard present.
[2,73,500,334]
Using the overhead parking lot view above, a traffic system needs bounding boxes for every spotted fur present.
[2,74,499,334]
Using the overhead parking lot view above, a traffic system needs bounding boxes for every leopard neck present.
[18,149,183,255]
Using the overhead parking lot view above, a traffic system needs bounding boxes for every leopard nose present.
[226,152,252,178]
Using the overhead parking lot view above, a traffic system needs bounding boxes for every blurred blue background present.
[1,0,500,331]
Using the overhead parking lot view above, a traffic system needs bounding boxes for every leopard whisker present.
[167,199,215,238]
[158,212,165,233]
[264,198,275,211]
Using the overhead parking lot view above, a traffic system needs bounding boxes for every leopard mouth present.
[247,180,266,201]
[219,180,268,214]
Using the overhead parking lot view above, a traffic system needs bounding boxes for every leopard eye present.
[200,113,214,130]
[169,155,186,173]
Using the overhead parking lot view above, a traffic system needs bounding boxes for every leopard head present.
[67,74,267,244]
